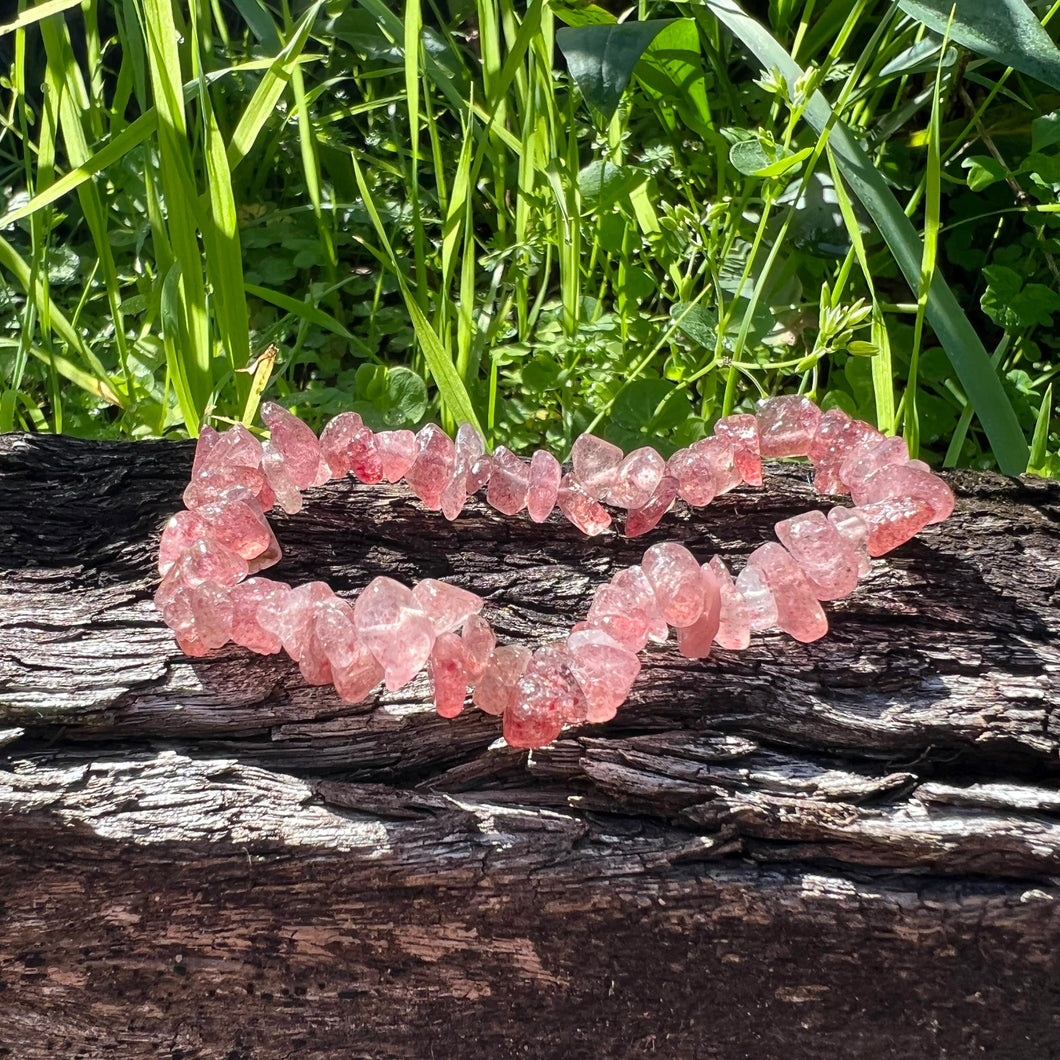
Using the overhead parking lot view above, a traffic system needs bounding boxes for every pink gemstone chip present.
[504,644,585,748]
[405,424,456,511]
[609,566,668,642]
[687,437,741,494]
[461,613,497,681]
[257,580,333,662]
[808,410,882,495]
[197,496,280,571]
[527,449,562,523]
[675,566,722,659]
[429,632,469,718]
[852,465,955,524]
[487,447,531,516]
[708,556,751,650]
[353,576,437,691]
[852,497,935,557]
[774,509,860,601]
[228,578,291,654]
[714,414,763,486]
[313,598,384,703]
[604,447,666,510]
[747,542,828,643]
[840,435,909,492]
[411,578,483,634]
[319,412,364,478]
[260,402,329,489]
[735,564,778,632]
[666,447,718,508]
[570,433,624,500]
[586,585,651,653]
[262,444,303,515]
[756,395,823,458]
[565,629,641,724]
[625,476,679,538]
[375,430,418,483]
[642,542,705,628]
[557,474,612,536]
[472,645,531,716]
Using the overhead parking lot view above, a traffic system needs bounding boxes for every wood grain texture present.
[1,433,1058,1059]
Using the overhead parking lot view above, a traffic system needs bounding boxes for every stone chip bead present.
[642,542,706,628]
[708,556,751,650]
[852,464,955,524]
[353,576,437,691]
[570,433,623,500]
[774,509,860,601]
[556,474,612,536]
[604,446,666,509]
[746,542,828,643]
[405,424,456,510]
[503,644,585,748]
[756,394,823,458]
[487,446,532,516]
[565,628,641,723]
[714,413,763,486]
[260,401,330,489]
[527,449,562,523]
[428,632,470,718]
[675,565,722,660]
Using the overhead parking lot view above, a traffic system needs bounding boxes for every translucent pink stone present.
[827,507,872,576]
[197,495,279,571]
[852,465,955,524]
[774,509,860,601]
[586,586,651,653]
[708,556,751,650]
[297,630,333,686]
[319,413,364,478]
[665,447,718,507]
[565,629,641,723]
[625,476,679,538]
[642,542,705,628]
[675,566,722,659]
[156,538,248,607]
[352,576,437,691]
[486,447,530,516]
[687,437,741,494]
[405,424,456,511]
[570,433,624,500]
[313,599,383,703]
[467,454,494,493]
[228,578,290,654]
[158,510,213,575]
[504,644,584,748]
[429,632,469,718]
[440,469,469,521]
[191,425,222,477]
[840,435,909,491]
[257,580,333,661]
[714,414,763,486]
[184,463,271,511]
[746,542,828,643]
[853,497,935,556]
[472,645,531,716]
[176,631,209,657]
[557,474,612,536]
[261,444,303,515]
[609,565,668,642]
[411,578,483,634]
[604,447,666,509]
[375,429,418,483]
[260,402,329,489]
[461,613,496,680]
[184,581,234,650]
[456,422,485,471]
[808,410,881,494]
[196,424,264,473]
[527,449,562,523]
[756,395,823,458]
[735,563,778,632]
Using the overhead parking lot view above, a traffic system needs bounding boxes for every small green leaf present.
[577,160,647,212]
[350,364,428,428]
[670,302,718,348]
[1031,111,1060,153]
[557,20,677,125]
[962,154,1007,191]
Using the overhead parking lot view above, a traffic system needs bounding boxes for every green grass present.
[0,0,1057,476]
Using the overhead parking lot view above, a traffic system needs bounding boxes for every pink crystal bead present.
[604,447,666,509]
[429,632,469,718]
[642,542,705,627]
[191,425,222,477]
[405,424,456,510]
[467,454,493,493]
[472,645,531,716]
[853,497,935,556]
[586,585,651,653]
[375,429,418,483]
[319,412,363,478]
[808,410,882,494]
[714,414,763,486]
[186,581,235,650]
[687,437,741,494]
[196,423,264,473]
[839,435,909,491]
[746,542,828,643]
[774,509,860,601]
[411,578,483,634]
[756,395,823,458]
[157,538,248,601]
[353,577,437,691]
[440,468,469,521]
[708,556,751,650]
[262,444,303,515]
[609,565,668,642]
[852,465,955,524]
[827,507,872,575]
[461,613,496,680]
[503,644,584,748]
[557,474,612,536]
[456,422,485,472]
[487,447,531,516]
[228,578,290,654]
[527,449,562,523]
[310,598,383,703]
[665,447,718,507]
[261,402,329,489]
[344,428,384,484]
[735,564,778,632]
[625,476,679,538]
[258,580,333,661]
[570,433,623,500]
[158,510,212,575]
[197,495,280,571]
[675,566,722,659]
[565,629,641,724]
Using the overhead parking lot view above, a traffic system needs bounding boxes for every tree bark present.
[1,432,1058,1059]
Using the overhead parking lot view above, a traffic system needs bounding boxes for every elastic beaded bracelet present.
[154,395,955,749]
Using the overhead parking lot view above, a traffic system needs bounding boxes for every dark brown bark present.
[1,432,1058,1059]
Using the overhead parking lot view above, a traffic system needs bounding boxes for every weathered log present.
[1,432,1058,1059]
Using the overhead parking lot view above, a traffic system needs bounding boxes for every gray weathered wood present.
[1,432,1058,1058]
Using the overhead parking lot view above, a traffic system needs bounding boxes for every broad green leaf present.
[701,0,1029,475]
[962,154,1007,190]
[634,18,712,137]
[557,20,676,125]
[1031,110,1060,152]
[549,0,616,27]
[895,0,1060,92]
[351,364,429,428]
[577,160,647,212]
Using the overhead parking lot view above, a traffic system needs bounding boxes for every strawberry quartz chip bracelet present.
[154,396,955,749]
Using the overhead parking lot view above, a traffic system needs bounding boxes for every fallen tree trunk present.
[1,432,1058,1059]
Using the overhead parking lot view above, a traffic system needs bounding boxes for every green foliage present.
[0,0,1057,476]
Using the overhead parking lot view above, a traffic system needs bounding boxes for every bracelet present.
[154,396,954,749]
